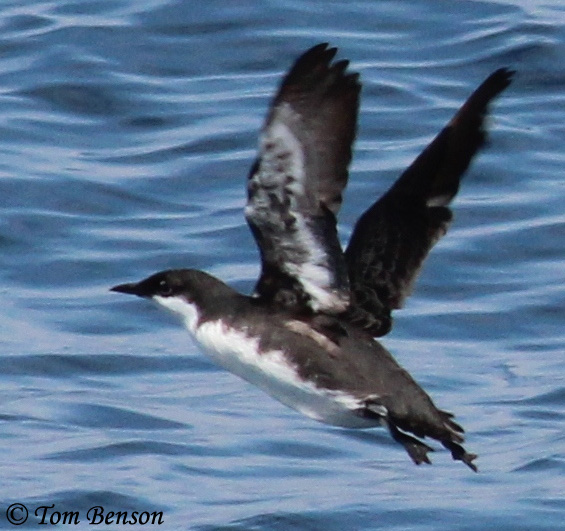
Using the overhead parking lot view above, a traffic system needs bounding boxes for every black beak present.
[111,282,144,297]
[111,271,166,298]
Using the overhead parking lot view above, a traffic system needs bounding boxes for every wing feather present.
[345,68,514,335]
[246,43,360,313]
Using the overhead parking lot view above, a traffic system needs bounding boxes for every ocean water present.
[1,0,564,529]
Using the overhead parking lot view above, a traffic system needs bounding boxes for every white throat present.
[153,295,200,333]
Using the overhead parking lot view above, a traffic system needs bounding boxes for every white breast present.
[153,294,381,428]
[192,319,379,429]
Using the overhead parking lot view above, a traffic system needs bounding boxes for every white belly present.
[193,319,379,429]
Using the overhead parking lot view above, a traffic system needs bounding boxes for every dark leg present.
[442,439,478,472]
[387,420,434,466]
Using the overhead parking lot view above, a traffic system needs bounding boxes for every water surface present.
[1,0,563,529]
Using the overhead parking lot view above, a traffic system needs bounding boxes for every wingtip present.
[303,42,337,61]
[496,66,516,79]
[482,67,515,95]
[282,42,340,87]
[312,41,330,51]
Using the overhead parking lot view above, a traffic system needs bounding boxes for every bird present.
[112,43,513,471]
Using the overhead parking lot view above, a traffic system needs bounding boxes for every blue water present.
[1,0,563,529]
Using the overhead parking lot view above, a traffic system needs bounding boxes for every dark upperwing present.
[245,42,513,334]
[245,43,360,314]
[345,67,514,336]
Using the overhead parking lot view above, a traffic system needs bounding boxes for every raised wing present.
[245,43,360,313]
[345,68,514,336]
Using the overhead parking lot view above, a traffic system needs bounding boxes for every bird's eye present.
[158,279,173,297]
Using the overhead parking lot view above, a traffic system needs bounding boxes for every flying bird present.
[112,43,513,471]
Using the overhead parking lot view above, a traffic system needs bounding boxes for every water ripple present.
[1,0,563,529]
